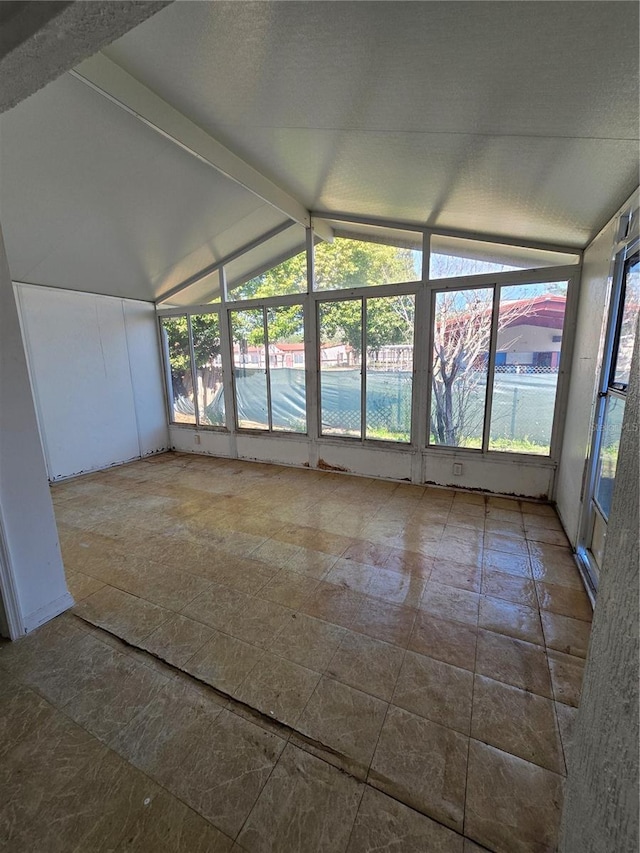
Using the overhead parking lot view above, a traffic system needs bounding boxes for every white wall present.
[556,188,639,544]
[0,225,70,636]
[169,427,555,498]
[15,284,169,480]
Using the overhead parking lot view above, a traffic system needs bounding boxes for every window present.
[231,305,307,433]
[429,287,492,448]
[429,235,579,280]
[488,282,568,454]
[593,251,639,519]
[428,280,569,454]
[160,316,196,425]
[160,313,226,428]
[225,225,308,301]
[611,254,639,389]
[319,295,415,442]
[191,313,224,427]
[314,234,421,291]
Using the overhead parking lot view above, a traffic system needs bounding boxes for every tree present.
[162,313,221,411]
[430,286,544,446]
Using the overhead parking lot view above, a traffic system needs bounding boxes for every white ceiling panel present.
[103,1,639,246]
[0,73,281,300]
[1,1,638,303]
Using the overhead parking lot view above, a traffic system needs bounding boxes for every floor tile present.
[346,786,464,853]
[237,744,363,853]
[66,570,105,602]
[350,597,417,647]
[60,638,169,743]
[111,787,234,851]
[234,652,321,727]
[393,650,474,734]
[140,613,214,668]
[0,680,58,759]
[22,747,160,853]
[465,740,564,853]
[420,582,480,627]
[185,631,265,694]
[540,610,591,658]
[224,597,296,648]
[547,649,585,707]
[295,676,388,777]
[342,539,393,569]
[555,701,578,773]
[174,709,286,839]
[471,675,564,773]
[289,547,340,579]
[369,705,468,832]
[257,569,320,609]
[181,583,251,632]
[527,543,583,589]
[430,558,482,593]
[326,631,405,701]
[382,547,434,580]
[535,581,592,622]
[112,678,226,785]
[484,533,528,557]
[408,612,478,672]
[269,612,346,671]
[475,630,552,699]
[482,550,532,578]
[0,710,105,844]
[74,585,172,645]
[478,596,544,645]
[300,582,366,629]
[367,566,427,609]
[481,569,537,608]
[326,558,376,595]
[204,555,279,594]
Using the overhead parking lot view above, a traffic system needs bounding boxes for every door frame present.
[577,234,639,592]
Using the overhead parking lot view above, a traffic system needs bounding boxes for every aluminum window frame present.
[157,213,582,468]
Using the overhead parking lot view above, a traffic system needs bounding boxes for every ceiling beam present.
[69,53,333,243]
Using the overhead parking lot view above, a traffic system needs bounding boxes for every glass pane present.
[319,300,362,437]
[160,316,196,425]
[225,224,307,300]
[191,313,224,427]
[365,296,414,442]
[595,396,626,519]
[430,288,492,448]
[612,255,639,388]
[489,282,568,454]
[314,237,421,291]
[231,309,268,429]
[267,304,307,433]
[430,235,579,280]
[228,250,307,301]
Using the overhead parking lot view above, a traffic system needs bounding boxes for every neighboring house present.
[496,294,566,371]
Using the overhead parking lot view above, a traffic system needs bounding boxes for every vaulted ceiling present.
[1,1,638,302]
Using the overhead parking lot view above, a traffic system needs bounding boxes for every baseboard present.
[22,591,75,635]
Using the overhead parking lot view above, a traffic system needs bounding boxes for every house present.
[0,3,637,852]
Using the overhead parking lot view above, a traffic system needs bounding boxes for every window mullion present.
[263,307,273,432]
[482,285,500,453]
[187,314,201,426]
[361,298,367,441]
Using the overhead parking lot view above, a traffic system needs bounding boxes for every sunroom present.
[0,2,637,852]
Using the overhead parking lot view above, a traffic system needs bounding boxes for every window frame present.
[157,215,580,467]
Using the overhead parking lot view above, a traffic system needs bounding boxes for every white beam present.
[70,53,333,243]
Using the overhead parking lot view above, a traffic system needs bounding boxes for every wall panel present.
[16,284,168,480]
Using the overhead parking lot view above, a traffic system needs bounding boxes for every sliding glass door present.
[580,246,639,587]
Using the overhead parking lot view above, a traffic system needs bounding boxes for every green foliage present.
[162,314,221,372]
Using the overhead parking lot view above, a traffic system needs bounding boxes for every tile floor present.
[0,452,592,852]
